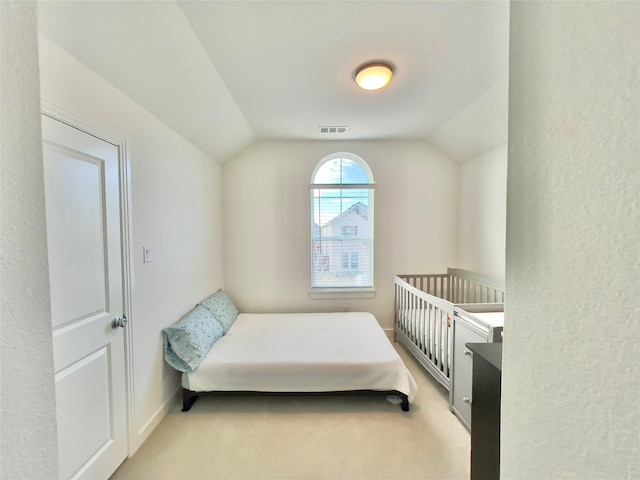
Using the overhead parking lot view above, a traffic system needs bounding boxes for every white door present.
[42,115,128,480]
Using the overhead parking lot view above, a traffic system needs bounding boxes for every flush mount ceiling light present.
[354,62,394,91]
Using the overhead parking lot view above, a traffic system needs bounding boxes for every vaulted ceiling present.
[37,1,509,163]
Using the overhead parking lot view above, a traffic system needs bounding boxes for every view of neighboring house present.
[312,202,372,288]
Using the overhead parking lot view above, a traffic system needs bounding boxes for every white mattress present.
[467,311,504,327]
[184,312,417,402]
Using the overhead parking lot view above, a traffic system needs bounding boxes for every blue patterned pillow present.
[162,305,224,373]
[198,289,239,334]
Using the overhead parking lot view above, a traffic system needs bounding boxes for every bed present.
[163,292,418,412]
[394,268,504,391]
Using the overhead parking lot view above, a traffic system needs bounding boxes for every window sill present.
[308,288,376,300]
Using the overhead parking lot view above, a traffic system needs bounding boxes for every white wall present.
[0,3,59,478]
[38,38,225,452]
[503,2,639,478]
[428,76,509,163]
[458,145,507,279]
[222,140,459,329]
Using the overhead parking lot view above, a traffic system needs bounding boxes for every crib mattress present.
[183,312,418,402]
[466,311,504,327]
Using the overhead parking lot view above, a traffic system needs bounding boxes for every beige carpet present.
[111,344,470,480]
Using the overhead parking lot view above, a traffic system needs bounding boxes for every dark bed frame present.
[182,387,410,412]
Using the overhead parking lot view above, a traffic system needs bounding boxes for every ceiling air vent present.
[319,126,348,134]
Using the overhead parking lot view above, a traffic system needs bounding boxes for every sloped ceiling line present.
[37,0,509,164]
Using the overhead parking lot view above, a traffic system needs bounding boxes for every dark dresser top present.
[466,342,502,371]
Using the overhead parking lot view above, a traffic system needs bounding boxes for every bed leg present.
[399,393,410,412]
[181,388,198,412]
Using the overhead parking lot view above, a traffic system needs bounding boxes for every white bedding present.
[466,311,504,327]
[183,312,417,402]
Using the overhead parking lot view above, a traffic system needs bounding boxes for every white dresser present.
[450,306,504,430]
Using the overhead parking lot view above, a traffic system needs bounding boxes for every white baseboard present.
[130,388,180,456]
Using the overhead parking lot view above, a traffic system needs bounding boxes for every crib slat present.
[420,298,426,353]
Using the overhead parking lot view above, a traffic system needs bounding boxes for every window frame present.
[342,225,358,236]
[309,152,375,297]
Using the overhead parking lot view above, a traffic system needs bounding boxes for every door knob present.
[112,315,128,329]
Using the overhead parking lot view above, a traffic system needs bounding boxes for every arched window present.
[310,153,374,290]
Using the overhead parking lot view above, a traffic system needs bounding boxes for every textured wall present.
[222,140,459,328]
[503,2,639,478]
[458,145,507,279]
[0,2,59,478]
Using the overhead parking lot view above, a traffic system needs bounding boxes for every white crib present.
[394,268,504,390]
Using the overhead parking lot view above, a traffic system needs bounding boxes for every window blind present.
[310,155,374,289]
